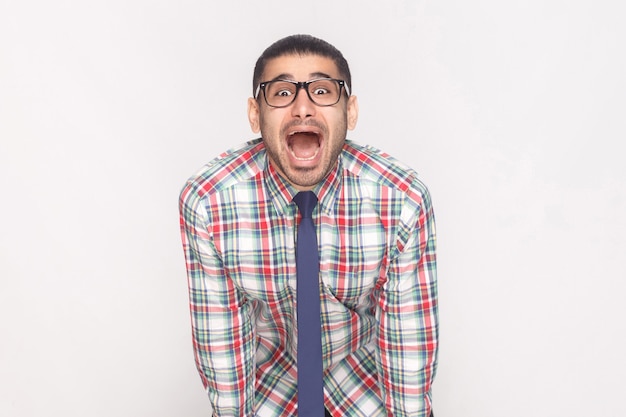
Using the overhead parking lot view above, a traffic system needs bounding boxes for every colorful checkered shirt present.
[179,139,438,417]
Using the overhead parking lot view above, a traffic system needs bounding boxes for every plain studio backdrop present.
[1,1,625,416]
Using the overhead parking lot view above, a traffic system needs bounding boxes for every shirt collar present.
[263,148,343,218]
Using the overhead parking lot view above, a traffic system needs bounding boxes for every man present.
[179,34,438,417]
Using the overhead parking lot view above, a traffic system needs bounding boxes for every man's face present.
[248,54,359,191]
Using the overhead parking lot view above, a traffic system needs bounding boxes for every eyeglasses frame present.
[254,78,351,108]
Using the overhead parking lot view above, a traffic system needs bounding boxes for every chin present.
[287,163,332,189]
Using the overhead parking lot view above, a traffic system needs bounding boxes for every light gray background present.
[1,1,625,416]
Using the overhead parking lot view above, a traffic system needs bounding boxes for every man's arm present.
[376,182,438,417]
[179,184,256,416]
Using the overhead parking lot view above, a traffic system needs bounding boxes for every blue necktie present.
[293,191,324,417]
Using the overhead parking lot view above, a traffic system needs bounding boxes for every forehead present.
[261,54,341,81]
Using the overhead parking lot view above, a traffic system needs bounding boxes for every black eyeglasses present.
[254,78,350,108]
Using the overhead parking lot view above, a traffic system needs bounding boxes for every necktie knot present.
[293,191,318,219]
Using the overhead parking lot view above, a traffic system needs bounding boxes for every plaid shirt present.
[179,139,438,417]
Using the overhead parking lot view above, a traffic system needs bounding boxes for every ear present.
[347,95,359,131]
[248,97,261,133]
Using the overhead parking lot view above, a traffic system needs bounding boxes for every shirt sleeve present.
[376,180,438,417]
[179,183,256,416]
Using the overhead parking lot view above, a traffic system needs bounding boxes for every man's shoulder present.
[341,140,424,194]
[182,139,266,200]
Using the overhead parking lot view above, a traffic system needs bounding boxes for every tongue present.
[289,133,319,159]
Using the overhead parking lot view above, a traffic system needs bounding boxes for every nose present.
[290,85,316,119]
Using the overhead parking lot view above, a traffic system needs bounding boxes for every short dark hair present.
[252,34,352,96]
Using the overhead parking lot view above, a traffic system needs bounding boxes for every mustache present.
[279,119,327,137]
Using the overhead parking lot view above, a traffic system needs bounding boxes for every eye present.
[312,87,330,95]
[275,88,293,97]
[268,81,296,98]
[309,80,336,96]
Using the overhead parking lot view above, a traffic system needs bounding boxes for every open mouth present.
[287,131,321,161]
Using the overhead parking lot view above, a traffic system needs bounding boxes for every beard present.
[260,117,347,190]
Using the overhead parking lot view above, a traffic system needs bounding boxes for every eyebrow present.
[269,71,334,82]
